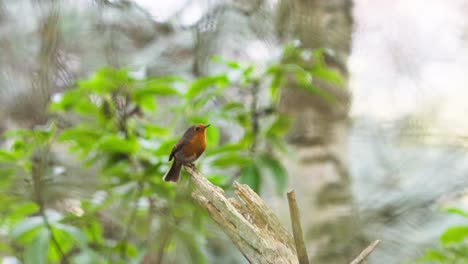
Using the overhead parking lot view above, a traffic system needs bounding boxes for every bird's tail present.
[163,161,182,182]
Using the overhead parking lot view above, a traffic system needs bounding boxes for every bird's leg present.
[185,162,197,170]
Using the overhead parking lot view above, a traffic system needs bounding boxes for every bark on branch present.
[185,166,380,264]
[287,190,309,264]
[186,165,297,264]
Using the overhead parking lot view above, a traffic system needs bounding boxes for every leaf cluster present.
[0,43,337,263]
[416,208,468,263]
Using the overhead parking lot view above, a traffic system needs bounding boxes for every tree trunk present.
[275,0,368,263]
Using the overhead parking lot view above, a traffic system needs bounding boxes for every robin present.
[163,123,210,182]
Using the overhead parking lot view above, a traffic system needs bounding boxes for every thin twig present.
[350,240,380,264]
[287,190,309,264]
[250,80,260,152]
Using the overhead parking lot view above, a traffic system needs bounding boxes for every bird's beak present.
[204,124,211,128]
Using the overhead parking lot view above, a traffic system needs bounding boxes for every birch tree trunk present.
[275,1,368,263]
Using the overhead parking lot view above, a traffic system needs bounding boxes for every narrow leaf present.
[258,154,287,194]
[24,228,49,264]
[446,208,468,218]
[186,75,229,99]
[239,163,261,193]
[96,136,138,154]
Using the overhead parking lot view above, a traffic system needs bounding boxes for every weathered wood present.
[287,190,309,264]
[186,165,298,264]
[186,165,379,264]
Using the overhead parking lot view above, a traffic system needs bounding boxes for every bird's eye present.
[195,127,199,131]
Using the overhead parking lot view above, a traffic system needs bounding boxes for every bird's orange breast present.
[183,131,207,159]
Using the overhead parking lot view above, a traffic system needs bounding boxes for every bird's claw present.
[186,162,197,170]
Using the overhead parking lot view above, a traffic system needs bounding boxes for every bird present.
[163,123,210,182]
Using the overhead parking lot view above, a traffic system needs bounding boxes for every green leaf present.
[154,139,178,156]
[79,68,132,94]
[269,74,284,102]
[83,219,104,244]
[206,124,219,147]
[47,227,76,262]
[96,135,138,154]
[312,65,344,87]
[186,75,229,99]
[290,66,313,87]
[222,102,245,112]
[42,225,87,262]
[206,143,246,156]
[128,250,148,264]
[48,90,83,112]
[11,216,44,239]
[113,241,138,258]
[266,134,289,154]
[54,223,87,248]
[34,121,57,142]
[74,97,101,116]
[8,202,39,222]
[239,163,261,193]
[258,154,287,194]
[100,160,131,177]
[267,115,291,136]
[211,153,251,168]
[206,174,227,186]
[11,211,62,240]
[58,126,102,143]
[0,168,16,184]
[149,75,187,83]
[212,55,242,69]
[440,226,468,245]
[142,123,169,137]
[133,82,180,98]
[446,208,468,218]
[3,129,35,139]
[418,249,450,262]
[294,80,336,103]
[236,112,250,128]
[138,96,157,113]
[24,228,49,264]
[72,248,106,264]
[0,150,17,162]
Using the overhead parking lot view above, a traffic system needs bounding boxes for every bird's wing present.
[169,125,195,161]
[168,139,184,161]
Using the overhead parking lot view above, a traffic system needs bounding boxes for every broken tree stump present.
[185,165,379,264]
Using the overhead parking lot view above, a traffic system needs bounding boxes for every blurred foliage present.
[416,208,468,263]
[0,44,340,263]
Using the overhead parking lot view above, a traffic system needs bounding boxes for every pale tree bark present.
[186,166,380,264]
[188,166,298,264]
[275,0,369,263]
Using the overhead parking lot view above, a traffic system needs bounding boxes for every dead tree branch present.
[186,165,297,264]
[287,190,309,264]
[185,165,380,264]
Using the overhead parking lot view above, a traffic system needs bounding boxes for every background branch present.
[350,240,380,264]
[287,190,309,264]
